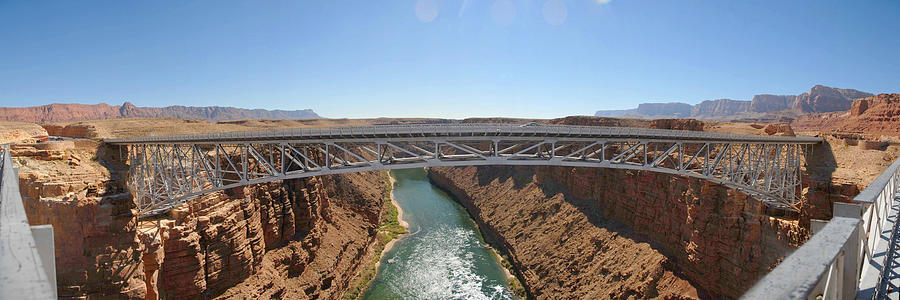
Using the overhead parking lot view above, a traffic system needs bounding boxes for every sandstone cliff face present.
[690,99,751,118]
[749,95,796,113]
[793,94,900,136]
[843,94,900,134]
[16,144,147,298]
[429,166,802,299]
[594,85,873,119]
[763,123,795,136]
[792,85,873,113]
[153,171,387,299]
[0,121,47,143]
[16,142,387,299]
[0,101,320,123]
[42,123,101,139]
[0,103,125,124]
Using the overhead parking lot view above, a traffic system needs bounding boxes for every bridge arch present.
[106,124,822,217]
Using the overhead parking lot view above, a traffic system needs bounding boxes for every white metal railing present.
[0,146,57,299]
[743,156,900,299]
[743,217,861,299]
[856,157,900,299]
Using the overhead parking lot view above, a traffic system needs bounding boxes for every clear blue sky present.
[1,0,898,119]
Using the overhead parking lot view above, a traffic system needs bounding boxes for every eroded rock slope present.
[16,141,388,299]
[430,166,800,299]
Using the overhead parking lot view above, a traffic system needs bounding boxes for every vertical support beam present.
[242,144,248,182]
[435,142,440,160]
[303,145,311,170]
[600,142,606,162]
[377,143,383,163]
[325,143,331,169]
[493,140,499,157]
[280,143,286,175]
[215,144,221,186]
[643,142,648,166]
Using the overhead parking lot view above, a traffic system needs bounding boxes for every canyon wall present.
[152,171,387,299]
[791,85,873,114]
[749,95,796,113]
[429,166,803,299]
[17,142,148,298]
[16,142,387,299]
[794,93,900,136]
[691,99,751,119]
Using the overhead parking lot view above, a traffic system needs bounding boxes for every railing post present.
[834,202,863,300]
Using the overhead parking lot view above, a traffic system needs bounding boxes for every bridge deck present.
[105,123,824,144]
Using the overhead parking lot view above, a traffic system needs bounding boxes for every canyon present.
[423,117,893,299]
[596,85,873,120]
[4,110,898,299]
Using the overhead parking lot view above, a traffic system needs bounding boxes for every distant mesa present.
[595,85,873,121]
[792,85,872,113]
[0,101,321,123]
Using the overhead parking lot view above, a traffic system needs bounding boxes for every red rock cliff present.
[429,166,802,299]
[17,143,387,299]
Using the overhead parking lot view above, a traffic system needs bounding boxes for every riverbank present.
[390,174,410,229]
[374,175,409,270]
[343,172,407,299]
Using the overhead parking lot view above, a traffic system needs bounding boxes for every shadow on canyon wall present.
[805,141,838,184]
[473,166,711,297]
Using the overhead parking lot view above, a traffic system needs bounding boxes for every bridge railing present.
[856,156,900,298]
[105,123,823,144]
[0,146,57,299]
[743,156,900,299]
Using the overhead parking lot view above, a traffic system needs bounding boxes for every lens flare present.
[415,0,439,23]
[542,0,567,26]
[490,0,517,26]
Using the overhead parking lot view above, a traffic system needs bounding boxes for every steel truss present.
[121,135,811,217]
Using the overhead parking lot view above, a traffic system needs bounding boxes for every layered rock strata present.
[691,99,751,119]
[429,166,804,298]
[17,142,388,299]
[594,85,872,119]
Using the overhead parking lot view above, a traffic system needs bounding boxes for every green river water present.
[362,168,517,300]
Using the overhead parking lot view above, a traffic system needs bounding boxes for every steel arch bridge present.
[105,124,823,217]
